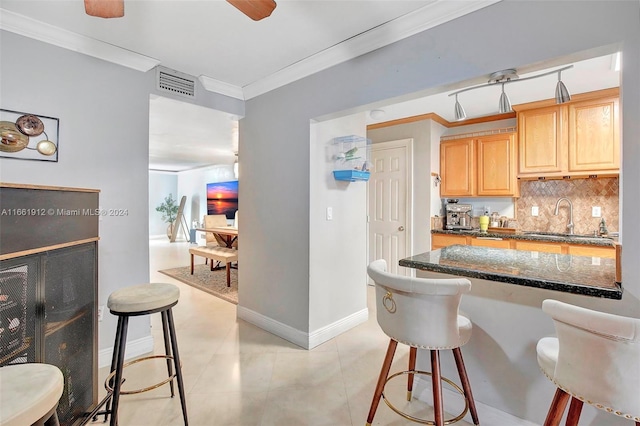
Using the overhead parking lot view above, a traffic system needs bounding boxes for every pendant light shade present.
[454,94,467,121]
[555,71,571,104]
[498,83,512,113]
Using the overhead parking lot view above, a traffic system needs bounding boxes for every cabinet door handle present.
[398,226,405,231]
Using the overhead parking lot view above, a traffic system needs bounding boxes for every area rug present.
[159,264,238,305]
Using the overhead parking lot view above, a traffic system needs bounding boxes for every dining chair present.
[203,214,228,247]
[366,259,479,426]
[537,299,640,426]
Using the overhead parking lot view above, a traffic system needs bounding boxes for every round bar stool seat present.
[108,282,179,314]
[103,282,188,426]
[0,363,64,426]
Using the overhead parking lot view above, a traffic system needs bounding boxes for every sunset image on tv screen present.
[206,180,238,220]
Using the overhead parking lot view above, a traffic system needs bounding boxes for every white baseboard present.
[98,335,155,369]
[308,308,368,349]
[237,305,309,348]
[237,306,368,350]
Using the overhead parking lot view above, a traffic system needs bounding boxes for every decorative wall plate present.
[0,121,29,152]
[15,114,45,137]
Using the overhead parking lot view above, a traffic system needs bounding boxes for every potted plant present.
[156,194,179,238]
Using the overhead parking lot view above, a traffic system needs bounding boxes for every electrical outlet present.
[98,305,105,322]
[592,206,602,217]
[531,206,539,217]
[200,234,206,239]
[326,207,333,221]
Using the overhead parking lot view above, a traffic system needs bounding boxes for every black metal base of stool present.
[92,303,188,426]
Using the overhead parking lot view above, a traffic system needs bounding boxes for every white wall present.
[0,29,245,364]
[0,31,152,353]
[149,171,178,236]
[238,1,640,424]
[308,115,369,346]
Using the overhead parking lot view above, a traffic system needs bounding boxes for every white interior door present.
[368,139,412,277]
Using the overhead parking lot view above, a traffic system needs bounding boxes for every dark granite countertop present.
[432,229,616,247]
[400,245,622,299]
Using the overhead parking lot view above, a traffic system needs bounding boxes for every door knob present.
[398,226,405,231]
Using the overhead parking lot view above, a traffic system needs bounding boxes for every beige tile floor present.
[93,238,535,426]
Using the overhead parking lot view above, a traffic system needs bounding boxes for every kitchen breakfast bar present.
[397,245,625,424]
[400,244,622,299]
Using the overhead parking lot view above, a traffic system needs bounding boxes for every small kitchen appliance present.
[445,200,473,230]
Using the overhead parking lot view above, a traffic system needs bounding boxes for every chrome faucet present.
[554,197,574,235]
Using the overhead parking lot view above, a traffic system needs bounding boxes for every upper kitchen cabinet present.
[440,132,518,197]
[568,96,619,172]
[440,137,475,196]
[476,133,518,196]
[517,105,567,175]
[515,88,619,179]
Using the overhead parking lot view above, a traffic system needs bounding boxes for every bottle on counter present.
[599,218,608,237]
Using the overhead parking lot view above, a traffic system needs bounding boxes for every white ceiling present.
[0,1,620,172]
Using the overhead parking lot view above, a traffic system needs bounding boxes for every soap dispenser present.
[599,218,608,237]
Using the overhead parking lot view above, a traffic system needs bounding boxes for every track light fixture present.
[498,83,512,114]
[454,93,467,121]
[449,65,573,121]
[555,70,571,104]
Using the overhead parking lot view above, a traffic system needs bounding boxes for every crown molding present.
[242,0,501,100]
[0,9,160,72]
[198,75,245,101]
[1,1,499,98]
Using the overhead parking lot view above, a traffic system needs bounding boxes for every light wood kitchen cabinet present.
[517,105,567,175]
[431,232,616,258]
[470,237,511,249]
[432,234,467,249]
[440,138,475,197]
[568,96,619,173]
[440,133,518,197]
[515,88,619,179]
[567,244,615,259]
[476,133,518,196]
[514,240,563,254]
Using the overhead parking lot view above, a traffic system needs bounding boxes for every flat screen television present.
[206,180,238,220]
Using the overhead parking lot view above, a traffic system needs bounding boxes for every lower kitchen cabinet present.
[470,238,511,249]
[514,240,563,254]
[431,232,615,258]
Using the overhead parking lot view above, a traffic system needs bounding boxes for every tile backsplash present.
[516,177,619,235]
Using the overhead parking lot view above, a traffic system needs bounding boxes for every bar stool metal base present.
[381,370,469,425]
[104,355,180,395]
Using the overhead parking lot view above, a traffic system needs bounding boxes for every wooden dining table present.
[196,226,238,248]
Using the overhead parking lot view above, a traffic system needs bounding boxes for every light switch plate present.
[326,207,333,221]
[592,206,602,217]
[531,206,539,217]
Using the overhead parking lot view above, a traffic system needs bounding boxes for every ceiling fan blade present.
[84,0,124,18]
[226,0,277,21]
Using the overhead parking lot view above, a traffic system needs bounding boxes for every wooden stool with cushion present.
[366,259,479,426]
[537,299,640,426]
[0,363,64,426]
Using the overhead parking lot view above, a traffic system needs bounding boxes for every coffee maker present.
[444,199,473,230]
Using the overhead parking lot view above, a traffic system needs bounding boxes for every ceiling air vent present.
[156,67,196,98]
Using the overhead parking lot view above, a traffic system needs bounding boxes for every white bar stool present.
[537,299,640,426]
[0,363,64,426]
[366,259,479,426]
[103,282,188,426]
